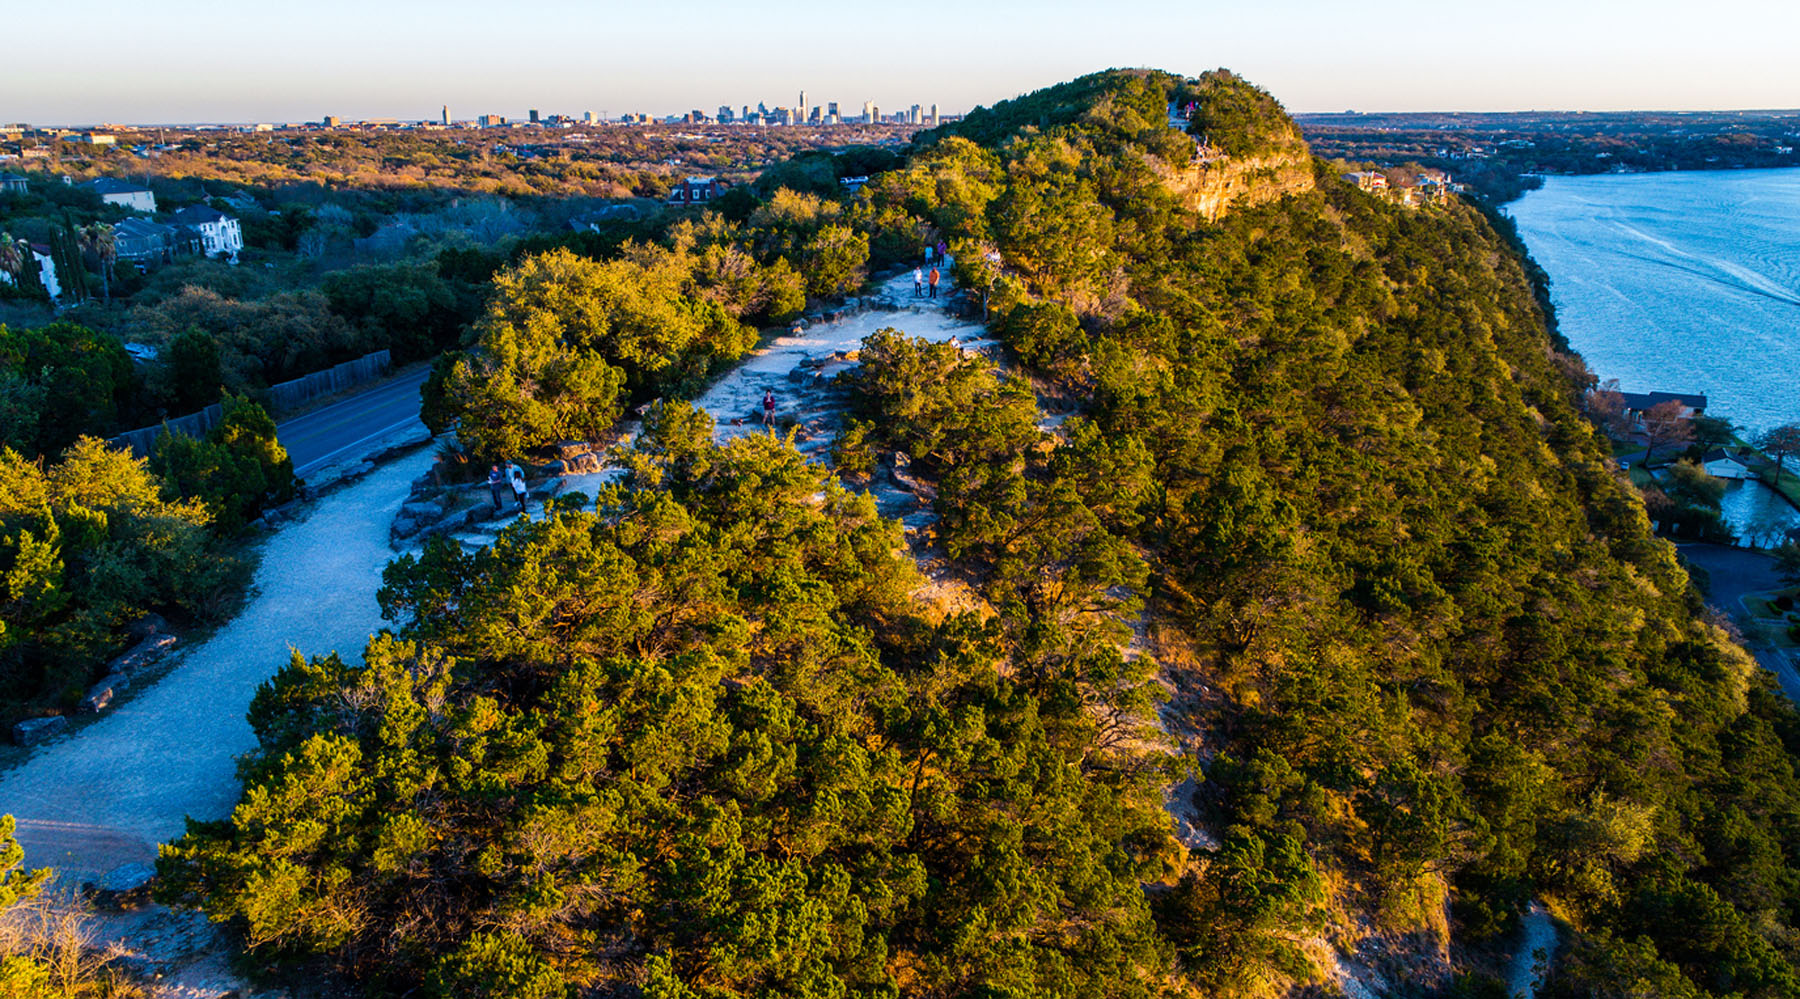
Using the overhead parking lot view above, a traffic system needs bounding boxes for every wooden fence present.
[109,350,392,458]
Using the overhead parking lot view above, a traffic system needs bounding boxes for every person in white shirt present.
[506,462,528,514]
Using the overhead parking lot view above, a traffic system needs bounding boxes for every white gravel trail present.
[0,449,437,883]
[691,270,986,444]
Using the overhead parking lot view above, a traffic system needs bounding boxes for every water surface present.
[1510,170,1800,542]
[1509,169,1800,432]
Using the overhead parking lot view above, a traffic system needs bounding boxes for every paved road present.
[0,450,437,884]
[279,367,430,478]
[1678,542,1800,701]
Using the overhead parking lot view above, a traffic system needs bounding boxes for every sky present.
[9,0,1800,125]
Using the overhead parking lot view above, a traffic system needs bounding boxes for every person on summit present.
[506,460,528,515]
[913,266,923,296]
[762,389,777,427]
[928,267,940,298]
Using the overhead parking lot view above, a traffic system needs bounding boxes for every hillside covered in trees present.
[155,69,1800,998]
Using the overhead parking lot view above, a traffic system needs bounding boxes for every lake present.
[1510,169,1800,542]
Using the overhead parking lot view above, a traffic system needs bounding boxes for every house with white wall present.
[170,205,243,261]
[27,242,59,300]
[89,177,157,212]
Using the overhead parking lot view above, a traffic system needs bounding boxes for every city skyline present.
[8,0,1800,124]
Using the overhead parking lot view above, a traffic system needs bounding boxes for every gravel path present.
[0,449,437,884]
[1506,902,1559,999]
[691,270,986,444]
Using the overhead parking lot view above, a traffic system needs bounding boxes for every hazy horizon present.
[9,0,1800,125]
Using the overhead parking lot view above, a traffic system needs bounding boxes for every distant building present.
[114,216,177,263]
[862,99,874,124]
[1699,449,1755,480]
[322,115,341,127]
[667,175,726,205]
[442,105,450,126]
[718,105,735,124]
[798,90,807,123]
[27,242,59,300]
[170,204,243,261]
[583,111,596,124]
[0,174,27,194]
[929,103,939,126]
[809,106,821,125]
[909,104,921,124]
[479,114,506,128]
[1619,390,1707,421]
[89,177,156,212]
[1342,171,1388,192]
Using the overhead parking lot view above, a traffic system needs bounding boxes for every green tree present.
[150,394,294,531]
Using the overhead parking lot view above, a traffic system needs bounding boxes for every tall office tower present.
[827,101,839,118]
[930,104,939,125]
[442,105,449,125]
[718,105,733,123]
[529,109,540,124]
[798,91,807,123]
[909,104,921,124]
[862,99,875,123]
[809,106,821,124]
[584,110,596,124]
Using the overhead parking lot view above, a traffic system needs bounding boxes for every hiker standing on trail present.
[486,464,505,513]
[762,389,777,427]
[506,461,528,514]
[929,267,940,298]
[923,245,934,270]
[913,267,923,296]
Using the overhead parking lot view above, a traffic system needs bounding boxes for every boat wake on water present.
[1608,219,1800,308]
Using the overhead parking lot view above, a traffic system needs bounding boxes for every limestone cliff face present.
[1156,143,1316,222]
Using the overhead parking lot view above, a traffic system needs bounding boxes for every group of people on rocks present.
[914,240,950,298]
[486,461,530,515]
[485,240,958,519]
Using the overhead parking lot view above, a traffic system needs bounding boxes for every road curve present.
[279,368,430,478]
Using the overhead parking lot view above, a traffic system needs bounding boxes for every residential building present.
[1699,449,1754,480]
[0,173,27,194]
[114,216,177,263]
[667,175,726,205]
[1342,171,1388,192]
[170,205,244,261]
[1620,390,1708,421]
[27,242,59,300]
[89,177,157,212]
